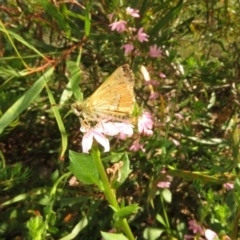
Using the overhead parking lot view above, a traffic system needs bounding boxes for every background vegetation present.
[0,0,239,239]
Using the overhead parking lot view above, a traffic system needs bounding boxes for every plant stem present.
[91,144,135,240]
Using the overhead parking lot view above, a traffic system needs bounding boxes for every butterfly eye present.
[72,102,83,117]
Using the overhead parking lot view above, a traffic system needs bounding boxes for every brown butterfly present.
[71,64,135,126]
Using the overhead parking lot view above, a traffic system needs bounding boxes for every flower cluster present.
[129,111,153,153]
[109,6,168,126]
[108,7,162,59]
[157,169,173,189]
[80,111,154,154]
[185,220,230,240]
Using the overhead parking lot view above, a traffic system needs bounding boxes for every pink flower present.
[149,92,159,100]
[108,13,114,21]
[121,44,134,54]
[174,113,184,120]
[159,72,166,78]
[205,229,218,240]
[149,45,162,57]
[100,122,134,137]
[137,27,149,42]
[144,80,159,86]
[157,181,171,188]
[138,112,153,136]
[82,128,110,153]
[126,7,140,18]
[129,139,145,152]
[157,169,173,188]
[81,121,134,153]
[109,20,127,32]
[188,220,204,235]
[223,182,234,190]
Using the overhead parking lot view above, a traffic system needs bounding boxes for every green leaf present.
[102,152,126,163]
[143,227,164,240]
[60,61,83,104]
[149,0,183,37]
[0,21,46,59]
[84,4,91,36]
[162,188,172,203]
[207,92,216,109]
[26,216,47,240]
[187,137,225,145]
[45,84,68,159]
[101,232,128,240]
[0,67,54,135]
[111,153,132,189]
[36,0,69,34]
[139,0,148,16]
[156,214,167,228]
[69,150,101,187]
[60,217,88,240]
[0,66,24,78]
[112,204,140,219]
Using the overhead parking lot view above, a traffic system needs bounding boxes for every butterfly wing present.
[84,64,135,120]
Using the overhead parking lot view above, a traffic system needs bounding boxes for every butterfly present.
[71,64,135,126]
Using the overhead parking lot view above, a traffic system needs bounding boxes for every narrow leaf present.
[45,83,68,159]
[0,67,54,134]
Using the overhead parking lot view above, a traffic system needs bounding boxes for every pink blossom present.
[121,44,134,54]
[100,122,134,137]
[174,113,184,120]
[188,220,204,235]
[82,128,110,153]
[157,170,173,188]
[126,7,140,18]
[117,123,134,140]
[109,20,127,32]
[223,182,234,190]
[205,229,218,240]
[129,139,145,152]
[159,72,166,78]
[149,92,159,100]
[144,80,159,86]
[157,181,171,188]
[108,13,114,21]
[137,27,149,42]
[81,121,134,153]
[149,44,162,57]
[138,112,153,136]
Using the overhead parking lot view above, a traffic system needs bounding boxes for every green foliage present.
[0,162,31,191]
[111,204,141,220]
[0,0,240,239]
[101,231,128,240]
[69,150,100,186]
[26,216,47,240]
